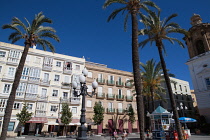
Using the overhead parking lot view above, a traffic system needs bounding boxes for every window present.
[21,67,30,79]
[29,68,41,81]
[174,83,177,90]
[108,102,114,109]
[16,83,27,93]
[43,73,49,82]
[41,88,47,98]
[87,85,92,92]
[196,40,205,55]
[108,88,113,95]
[184,86,187,92]
[118,89,122,96]
[52,90,58,97]
[36,102,47,110]
[13,103,21,109]
[35,57,41,64]
[0,99,7,108]
[0,66,2,72]
[205,78,210,89]
[56,61,61,67]
[72,107,77,114]
[75,65,80,70]
[179,85,182,91]
[26,84,38,94]
[8,50,21,62]
[50,105,57,112]
[27,104,33,110]
[109,75,114,81]
[3,84,11,93]
[65,62,72,70]
[54,75,60,81]
[8,67,15,77]
[0,51,6,57]
[87,100,92,107]
[63,92,68,99]
[44,57,53,66]
[88,72,92,78]
[7,122,15,131]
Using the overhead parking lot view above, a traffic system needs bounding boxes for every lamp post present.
[72,68,98,140]
[177,102,188,129]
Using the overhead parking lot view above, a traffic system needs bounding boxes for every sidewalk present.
[5,133,210,140]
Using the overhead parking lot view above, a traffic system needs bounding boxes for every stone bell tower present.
[184,14,210,59]
[185,14,210,123]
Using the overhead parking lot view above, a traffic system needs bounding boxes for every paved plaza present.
[5,134,210,140]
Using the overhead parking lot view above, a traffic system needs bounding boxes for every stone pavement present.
[5,134,210,140]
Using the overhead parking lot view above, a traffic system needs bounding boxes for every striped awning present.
[27,117,48,123]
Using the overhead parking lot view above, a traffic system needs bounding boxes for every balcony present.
[117,108,125,115]
[107,108,115,114]
[28,77,40,84]
[70,97,80,105]
[116,81,124,87]
[35,110,46,116]
[61,82,71,89]
[97,78,106,85]
[116,95,124,101]
[126,95,133,102]
[42,63,53,71]
[60,97,69,103]
[7,57,19,66]
[40,79,50,86]
[107,80,115,86]
[2,74,14,82]
[25,93,37,100]
[96,92,105,99]
[37,96,48,101]
[125,82,132,88]
[0,108,5,115]
[15,92,24,99]
[107,94,115,100]
[63,67,72,75]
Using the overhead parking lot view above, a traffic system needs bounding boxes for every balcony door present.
[43,73,49,82]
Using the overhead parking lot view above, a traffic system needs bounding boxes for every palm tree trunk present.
[0,42,30,140]
[150,87,155,112]
[157,46,183,140]
[131,11,144,140]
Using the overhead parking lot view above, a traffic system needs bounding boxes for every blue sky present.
[0,0,209,89]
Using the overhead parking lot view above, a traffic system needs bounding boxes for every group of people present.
[113,129,128,139]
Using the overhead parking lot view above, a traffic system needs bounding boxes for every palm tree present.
[138,11,188,140]
[140,59,163,112]
[1,12,60,140]
[103,1,159,139]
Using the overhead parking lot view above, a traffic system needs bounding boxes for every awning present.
[58,118,80,125]
[44,121,59,125]
[27,117,48,123]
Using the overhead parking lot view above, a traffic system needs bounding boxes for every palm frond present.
[11,36,22,44]
[2,24,23,35]
[124,13,129,31]
[163,13,177,27]
[35,26,56,34]
[12,17,28,32]
[39,32,60,42]
[107,7,127,22]
[37,39,55,52]
[8,32,22,41]
[142,1,160,11]
[138,38,151,48]
[103,0,127,9]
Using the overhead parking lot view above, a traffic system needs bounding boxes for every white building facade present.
[184,14,210,123]
[0,42,85,136]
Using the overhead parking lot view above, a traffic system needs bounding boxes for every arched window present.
[196,40,205,55]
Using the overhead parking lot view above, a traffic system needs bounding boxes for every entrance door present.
[35,123,42,135]
[23,123,30,135]
[108,119,113,135]
[128,121,132,133]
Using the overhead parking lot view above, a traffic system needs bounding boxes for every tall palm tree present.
[140,59,164,112]
[1,12,60,140]
[138,11,188,140]
[103,1,159,139]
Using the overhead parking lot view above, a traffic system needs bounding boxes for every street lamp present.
[72,67,98,140]
[178,102,188,129]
